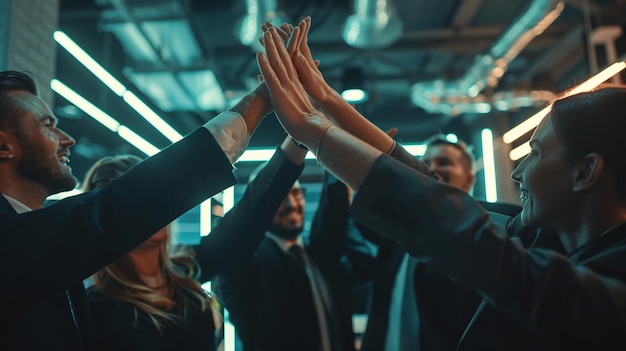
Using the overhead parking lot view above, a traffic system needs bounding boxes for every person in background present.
[83,155,224,351]
[0,69,269,351]
[213,137,357,351]
[258,20,626,350]
[359,135,485,351]
[263,19,506,350]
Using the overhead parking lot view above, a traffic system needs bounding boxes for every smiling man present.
[0,69,272,351]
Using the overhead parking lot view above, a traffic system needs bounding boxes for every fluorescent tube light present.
[51,79,159,157]
[54,30,182,143]
[122,91,183,142]
[503,59,626,146]
[509,141,531,161]
[117,126,160,156]
[51,79,121,132]
[481,128,497,202]
[53,31,126,96]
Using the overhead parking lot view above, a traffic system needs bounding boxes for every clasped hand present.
[257,20,333,153]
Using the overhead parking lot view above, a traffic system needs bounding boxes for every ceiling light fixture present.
[51,79,159,156]
[341,67,369,104]
[503,56,626,159]
[53,30,183,143]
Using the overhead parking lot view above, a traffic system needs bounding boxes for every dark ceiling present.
[54,0,626,182]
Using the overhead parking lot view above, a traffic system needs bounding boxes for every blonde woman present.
[84,155,223,351]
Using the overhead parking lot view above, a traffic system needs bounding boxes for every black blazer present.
[351,154,626,350]
[213,162,356,351]
[0,128,236,351]
[360,203,516,351]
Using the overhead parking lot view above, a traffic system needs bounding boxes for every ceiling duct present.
[342,0,404,49]
[410,0,564,115]
[236,0,290,51]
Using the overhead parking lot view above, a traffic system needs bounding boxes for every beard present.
[16,143,77,195]
[267,221,303,240]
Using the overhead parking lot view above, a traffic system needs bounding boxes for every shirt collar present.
[2,194,33,213]
[265,232,303,252]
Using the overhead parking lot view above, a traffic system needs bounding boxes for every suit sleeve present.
[0,127,236,292]
[209,146,304,302]
[308,172,350,259]
[350,154,626,346]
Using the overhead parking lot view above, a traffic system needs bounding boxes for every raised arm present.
[289,17,395,154]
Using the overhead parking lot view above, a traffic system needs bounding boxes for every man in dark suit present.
[258,32,626,349]
[0,70,272,351]
[360,135,508,351]
[213,140,356,351]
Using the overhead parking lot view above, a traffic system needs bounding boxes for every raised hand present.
[289,17,395,153]
[257,26,332,152]
[289,17,335,103]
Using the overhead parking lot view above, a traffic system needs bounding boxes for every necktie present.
[399,255,420,350]
[289,245,333,351]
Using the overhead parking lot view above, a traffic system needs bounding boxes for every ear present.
[0,131,16,161]
[572,153,604,192]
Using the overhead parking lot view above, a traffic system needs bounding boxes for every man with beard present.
[213,140,356,351]
[0,70,273,351]
[358,135,487,351]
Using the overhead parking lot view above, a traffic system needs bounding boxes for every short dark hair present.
[0,70,39,132]
[551,83,626,199]
[424,134,475,172]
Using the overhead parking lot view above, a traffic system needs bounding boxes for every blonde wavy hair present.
[83,155,221,334]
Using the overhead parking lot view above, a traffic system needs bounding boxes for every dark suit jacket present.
[213,159,356,351]
[360,202,516,351]
[0,128,236,351]
[351,154,626,350]
[359,143,520,351]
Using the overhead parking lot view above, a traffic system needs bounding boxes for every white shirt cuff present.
[203,111,250,164]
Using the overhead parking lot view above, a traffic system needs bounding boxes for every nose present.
[510,157,525,183]
[57,128,76,147]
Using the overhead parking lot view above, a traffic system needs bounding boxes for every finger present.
[276,24,290,43]
[270,26,297,80]
[298,17,314,61]
[385,127,399,138]
[293,50,318,91]
[261,30,290,84]
[286,26,301,54]
[256,52,281,94]
[280,23,292,35]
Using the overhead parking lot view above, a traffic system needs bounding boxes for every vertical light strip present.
[481,128,497,203]
[54,30,182,143]
[200,198,212,237]
[223,187,235,213]
[224,309,236,351]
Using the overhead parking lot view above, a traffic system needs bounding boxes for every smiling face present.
[422,143,474,192]
[511,114,576,230]
[9,91,77,195]
[267,182,306,240]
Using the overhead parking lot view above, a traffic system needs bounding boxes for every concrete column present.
[1,0,60,106]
